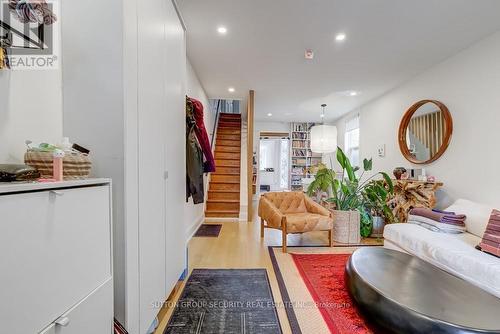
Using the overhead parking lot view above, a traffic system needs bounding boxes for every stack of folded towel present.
[408,207,466,234]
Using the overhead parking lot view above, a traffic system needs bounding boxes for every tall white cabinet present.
[62,0,187,333]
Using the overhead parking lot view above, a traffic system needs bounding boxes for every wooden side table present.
[387,180,443,223]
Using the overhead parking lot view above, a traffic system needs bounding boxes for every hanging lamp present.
[310,104,337,153]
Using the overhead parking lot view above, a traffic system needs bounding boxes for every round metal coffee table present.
[345,247,500,334]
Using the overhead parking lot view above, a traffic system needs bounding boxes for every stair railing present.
[210,99,222,149]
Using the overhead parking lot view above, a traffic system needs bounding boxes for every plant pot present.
[371,216,385,238]
[332,210,361,244]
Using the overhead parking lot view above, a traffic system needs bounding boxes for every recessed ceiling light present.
[217,26,227,35]
[349,91,358,96]
[335,33,346,41]
[228,87,235,93]
[267,113,273,117]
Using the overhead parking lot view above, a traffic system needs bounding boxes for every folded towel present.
[408,215,466,234]
[409,207,466,226]
[408,220,441,233]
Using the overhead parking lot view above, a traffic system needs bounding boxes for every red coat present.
[188,97,216,173]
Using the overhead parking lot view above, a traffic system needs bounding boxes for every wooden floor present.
[154,204,381,334]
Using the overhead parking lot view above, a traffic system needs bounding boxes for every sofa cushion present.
[285,213,333,233]
[445,199,494,237]
[384,223,500,298]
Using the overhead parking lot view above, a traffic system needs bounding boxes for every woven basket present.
[25,150,92,180]
[332,210,361,244]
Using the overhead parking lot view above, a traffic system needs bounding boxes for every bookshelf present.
[290,122,323,191]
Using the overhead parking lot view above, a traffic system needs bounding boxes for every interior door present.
[164,0,187,291]
[137,0,168,331]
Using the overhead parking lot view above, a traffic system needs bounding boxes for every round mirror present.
[398,100,453,164]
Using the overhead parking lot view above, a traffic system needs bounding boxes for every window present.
[345,115,360,167]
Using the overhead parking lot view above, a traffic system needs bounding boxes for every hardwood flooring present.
[154,204,382,334]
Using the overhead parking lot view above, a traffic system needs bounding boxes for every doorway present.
[258,136,290,193]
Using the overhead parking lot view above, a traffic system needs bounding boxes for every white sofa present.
[384,199,500,299]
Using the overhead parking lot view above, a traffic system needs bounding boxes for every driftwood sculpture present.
[387,180,443,223]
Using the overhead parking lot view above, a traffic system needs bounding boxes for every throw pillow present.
[477,209,500,257]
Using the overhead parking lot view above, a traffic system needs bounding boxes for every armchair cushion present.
[304,196,331,216]
[259,192,333,233]
[258,196,284,229]
[262,192,307,214]
[285,213,333,233]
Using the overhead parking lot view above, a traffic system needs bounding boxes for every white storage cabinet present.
[0,179,113,334]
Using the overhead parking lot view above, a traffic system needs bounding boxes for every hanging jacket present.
[188,97,216,173]
[186,109,204,204]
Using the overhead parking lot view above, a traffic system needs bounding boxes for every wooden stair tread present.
[208,190,240,193]
[209,180,239,184]
[205,209,239,213]
[207,199,240,203]
[212,172,240,175]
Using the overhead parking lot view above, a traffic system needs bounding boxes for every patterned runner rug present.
[164,269,282,333]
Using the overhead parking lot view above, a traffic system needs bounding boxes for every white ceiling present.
[178,0,500,122]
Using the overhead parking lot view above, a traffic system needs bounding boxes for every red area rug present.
[291,253,375,334]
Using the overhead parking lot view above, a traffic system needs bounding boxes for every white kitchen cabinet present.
[0,180,113,334]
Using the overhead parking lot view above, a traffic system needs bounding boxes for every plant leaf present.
[336,147,347,169]
[363,158,373,171]
[380,172,394,193]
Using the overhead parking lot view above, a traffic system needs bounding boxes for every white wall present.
[0,59,62,164]
[252,121,290,199]
[185,60,215,237]
[333,31,500,208]
[253,121,290,150]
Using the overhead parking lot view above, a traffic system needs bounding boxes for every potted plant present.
[362,180,396,237]
[307,147,393,241]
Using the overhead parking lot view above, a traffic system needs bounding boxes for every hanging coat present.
[188,97,216,173]
[186,114,204,204]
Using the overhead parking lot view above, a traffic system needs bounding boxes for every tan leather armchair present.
[258,192,334,252]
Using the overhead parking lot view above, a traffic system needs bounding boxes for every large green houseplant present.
[307,147,394,238]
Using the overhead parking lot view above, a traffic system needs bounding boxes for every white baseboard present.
[239,204,248,222]
[186,215,204,241]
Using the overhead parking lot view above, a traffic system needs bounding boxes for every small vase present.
[393,167,407,180]
[371,216,385,238]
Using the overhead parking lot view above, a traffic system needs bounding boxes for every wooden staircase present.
[206,113,242,218]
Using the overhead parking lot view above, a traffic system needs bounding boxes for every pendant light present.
[310,104,337,153]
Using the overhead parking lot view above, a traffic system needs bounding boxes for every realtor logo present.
[0,0,59,70]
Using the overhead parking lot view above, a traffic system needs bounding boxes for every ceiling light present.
[335,33,346,41]
[267,113,273,117]
[217,26,227,35]
[337,90,361,97]
[228,87,235,93]
[311,104,337,154]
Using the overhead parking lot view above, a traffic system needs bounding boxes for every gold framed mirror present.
[398,100,453,165]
